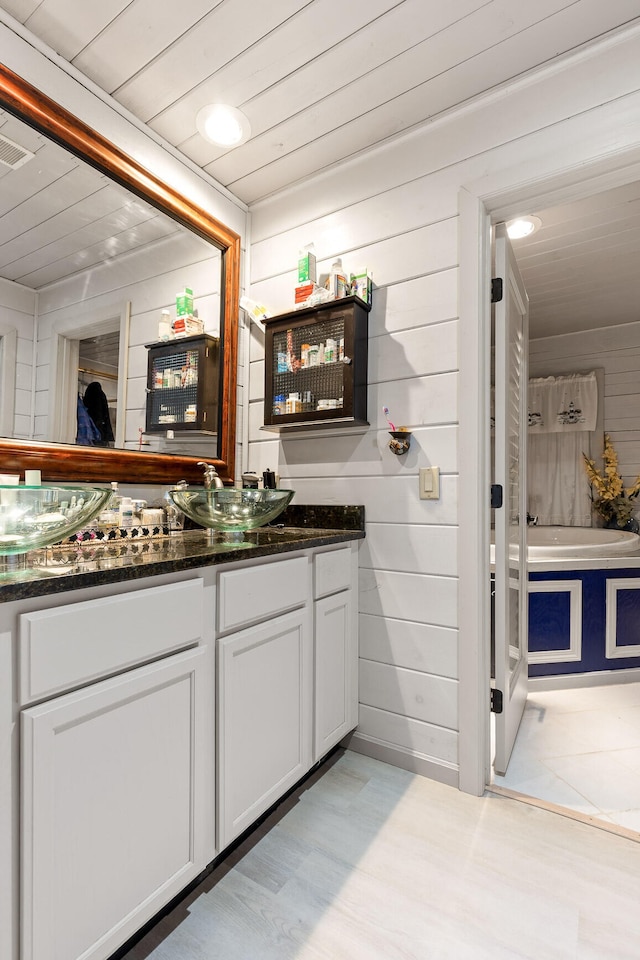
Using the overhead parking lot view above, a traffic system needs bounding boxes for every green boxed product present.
[176,287,194,316]
[350,271,372,306]
[297,251,316,284]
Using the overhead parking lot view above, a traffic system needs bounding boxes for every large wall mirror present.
[0,63,239,485]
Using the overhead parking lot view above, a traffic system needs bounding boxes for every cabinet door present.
[262,297,370,428]
[217,608,312,850]
[314,589,357,760]
[21,645,213,960]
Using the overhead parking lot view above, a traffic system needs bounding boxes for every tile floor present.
[492,681,640,833]
[117,748,640,960]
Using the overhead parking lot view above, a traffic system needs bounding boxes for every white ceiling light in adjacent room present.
[196,104,251,148]
[506,215,542,239]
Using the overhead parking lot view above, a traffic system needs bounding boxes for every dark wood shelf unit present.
[145,333,220,434]
[262,296,370,432]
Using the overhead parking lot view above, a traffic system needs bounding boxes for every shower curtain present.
[528,372,598,526]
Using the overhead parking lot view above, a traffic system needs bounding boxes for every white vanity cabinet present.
[216,556,312,849]
[313,547,358,760]
[16,576,215,960]
[216,545,360,850]
[0,535,361,960]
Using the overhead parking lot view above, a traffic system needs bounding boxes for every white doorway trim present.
[0,326,17,438]
[51,333,80,443]
[458,153,640,798]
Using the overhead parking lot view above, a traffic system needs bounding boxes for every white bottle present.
[159,310,172,340]
[326,258,348,299]
[119,497,134,528]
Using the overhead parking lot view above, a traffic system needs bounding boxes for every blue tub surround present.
[529,557,640,676]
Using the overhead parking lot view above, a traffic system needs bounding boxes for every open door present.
[493,223,529,776]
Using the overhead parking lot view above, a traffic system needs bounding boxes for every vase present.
[605,517,639,533]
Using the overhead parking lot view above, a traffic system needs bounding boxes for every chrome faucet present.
[527,513,538,526]
[198,461,224,489]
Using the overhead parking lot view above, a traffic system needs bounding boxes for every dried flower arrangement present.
[583,433,640,528]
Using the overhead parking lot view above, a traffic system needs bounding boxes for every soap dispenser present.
[262,469,277,489]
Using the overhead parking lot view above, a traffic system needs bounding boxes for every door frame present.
[0,325,17,438]
[50,303,130,446]
[457,152,640,797]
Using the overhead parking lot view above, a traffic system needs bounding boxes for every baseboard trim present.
[529,666,640,691]
[345,732,459,788]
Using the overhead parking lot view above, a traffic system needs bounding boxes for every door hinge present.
[491,277,503,303]
[490,688,504,714]
[490,484,503,509]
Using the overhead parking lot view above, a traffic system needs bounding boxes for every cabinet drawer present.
[314,547,352,599]
[218,556,308,633]
[19,579,204,704]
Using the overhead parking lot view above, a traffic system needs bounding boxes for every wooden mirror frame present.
[0,63,239,485]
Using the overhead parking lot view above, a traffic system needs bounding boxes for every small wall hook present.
[388,430,411,456]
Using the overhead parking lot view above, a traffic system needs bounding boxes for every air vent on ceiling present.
[0,133,34,170]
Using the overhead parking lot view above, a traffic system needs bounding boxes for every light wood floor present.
[117,749,640,960]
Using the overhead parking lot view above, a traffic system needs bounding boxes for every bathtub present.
[491,525,640,678]
[527,525,640,558]
[491,525,640,560]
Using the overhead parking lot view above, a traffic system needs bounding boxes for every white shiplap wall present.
[248,193,461,783]
[246,24,640,785]
[0,277,34,438]
[531,322,640,487]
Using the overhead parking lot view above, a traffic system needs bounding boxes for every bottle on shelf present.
[326,258,348,299]
[158,310,172,340]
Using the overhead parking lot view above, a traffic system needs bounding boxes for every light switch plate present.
[419,466,440,500]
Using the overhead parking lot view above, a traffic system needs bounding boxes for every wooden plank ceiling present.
[0,0,639,335]
[0,109,182,289]
[510,182,640,339]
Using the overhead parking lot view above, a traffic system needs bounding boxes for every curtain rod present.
[78,365,118,381]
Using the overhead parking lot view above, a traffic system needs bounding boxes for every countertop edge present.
[0,527,364,603]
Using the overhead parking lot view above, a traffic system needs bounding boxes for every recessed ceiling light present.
[196,104,251,148]
[506,215,542,240]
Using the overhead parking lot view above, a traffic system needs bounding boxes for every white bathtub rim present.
[490,525,640,560]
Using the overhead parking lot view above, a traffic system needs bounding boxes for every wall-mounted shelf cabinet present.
[145,334,219,434]
[261,296,370,433]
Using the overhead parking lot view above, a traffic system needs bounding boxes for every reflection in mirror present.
[0,62,240,485]
[0,108,222,459]
[78,331,120,446]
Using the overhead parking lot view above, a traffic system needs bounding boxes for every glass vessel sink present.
[168,487,294,542]
[0,485,113,560]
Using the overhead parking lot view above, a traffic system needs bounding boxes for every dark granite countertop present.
[0,506,365,603]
